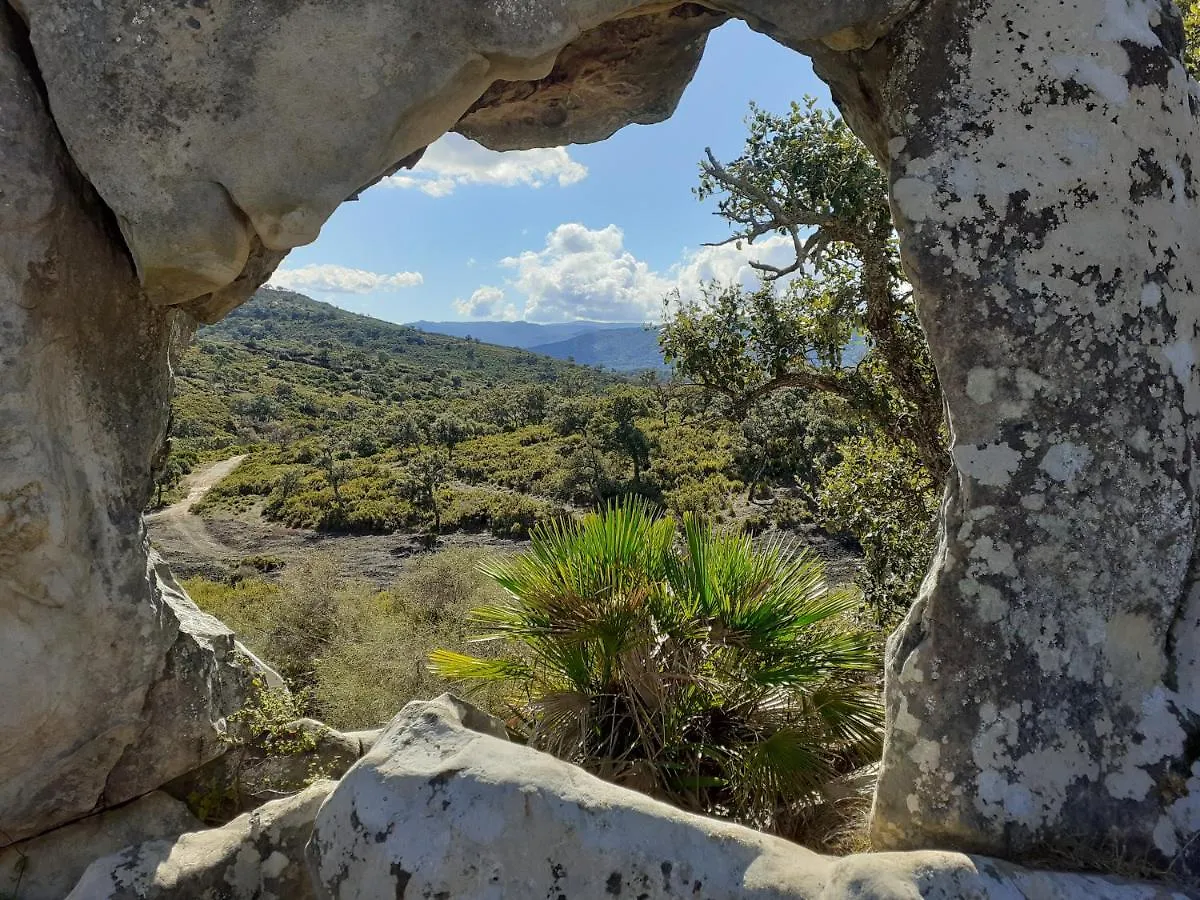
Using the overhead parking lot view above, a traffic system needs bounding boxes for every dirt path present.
[149,454,248,521]
[146,456,249,573]
[147,454,523,583]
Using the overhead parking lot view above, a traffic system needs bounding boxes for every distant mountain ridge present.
[529,327,666,372]
[411,319,664,371]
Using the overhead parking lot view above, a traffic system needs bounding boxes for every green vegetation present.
[660,99,946,622]
[164,101,954,630]
[431,500,882,838]
[186,550,509,730]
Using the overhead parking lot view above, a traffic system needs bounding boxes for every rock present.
[0,792,200,900]
[67,780,335,900]
[164,719,365,824]
[4,0,1200,879]
[101,553,261,810]
[800,0,1200,876]
[455,4,730,150]
[13,0,912,307]
[0,15,254,843]
[307,697,1185,899]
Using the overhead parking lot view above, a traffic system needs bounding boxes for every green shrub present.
[816,434,938,628]
[186,549,510,730]
[431,499,882,838]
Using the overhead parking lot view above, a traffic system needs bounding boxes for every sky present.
[267,22,830,325]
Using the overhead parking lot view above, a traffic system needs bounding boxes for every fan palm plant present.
[429,497,882,834]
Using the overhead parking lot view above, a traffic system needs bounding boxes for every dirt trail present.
[146,455,520,583]
[146,456,249,571]
[149,454,248,521]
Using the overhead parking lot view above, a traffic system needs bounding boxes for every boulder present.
[0,12,256,843]
[802,0,1200,877]
[0,792,200,900]
[307,697,1187,899]
[67,780,335,900]
[164,719,366,824]
[12,0,912,308]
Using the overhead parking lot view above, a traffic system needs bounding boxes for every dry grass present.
[185,548,510,730]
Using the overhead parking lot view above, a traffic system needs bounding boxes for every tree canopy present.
[661,100,947,484]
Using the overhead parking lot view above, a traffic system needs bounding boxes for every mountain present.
[408,319,643,350]
[202,289,587,385]
[529,327,666,372]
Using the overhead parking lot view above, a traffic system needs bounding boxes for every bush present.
[431,499,882,838]
[816,434,939,628]
[186,549,510,730]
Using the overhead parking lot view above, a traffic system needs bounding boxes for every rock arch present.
[3,0,1199,877]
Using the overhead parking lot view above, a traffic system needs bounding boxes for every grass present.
[186,548,510,730]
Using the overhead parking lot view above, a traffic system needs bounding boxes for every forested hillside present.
[161,289,742,539]
[528,326,666,371]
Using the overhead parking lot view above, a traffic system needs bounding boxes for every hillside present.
[159,288,746,541]
[162,288,616,503]
[208,289,591,384]
[409,319,646,353]
[529,326,665,371]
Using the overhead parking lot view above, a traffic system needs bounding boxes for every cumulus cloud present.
[495,224,800,323]
[453,285,519,320]
[501,224,673,323]
[269,264,423,295]
[383,134,587,197]
[671,235,800,303]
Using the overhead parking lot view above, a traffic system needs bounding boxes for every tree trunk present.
[809,0,1200,874]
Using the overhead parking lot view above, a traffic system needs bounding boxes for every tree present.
[1181,0,1200,77]
[153,457,186,507]
[430,413,470,457]
[605,391,651,486]
[430,499,881,836]
[403,451,449,535]
[661,100,948,484]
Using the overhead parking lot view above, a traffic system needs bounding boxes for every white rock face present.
[11,0,909,310]
[67,780,334,900]
[0,14,254,843]
[306,697,1186,900]
[0,792,200,900]
[807,0,1200,875]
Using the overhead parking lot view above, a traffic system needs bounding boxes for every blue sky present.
[269,22,829,325]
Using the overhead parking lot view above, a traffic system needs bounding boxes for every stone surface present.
[307,697,1186,899]
[0,14,254,843]
[3,0,1200,879]
[13,0,912,307]
[801,0,1200,876]
[456,4,729,151]
[164,719,366,824]
[67,780,334,900]
[0,792,200,900]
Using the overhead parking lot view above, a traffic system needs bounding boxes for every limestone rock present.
[814,0,1200,877]
[456,4,729,151]
[0,792,200,900]
[0,14,252,843]
[101,553,261,809]
[14,0,913,308]
[67,780,335,900]
[307,697,1185,899]
[164,719,366,824]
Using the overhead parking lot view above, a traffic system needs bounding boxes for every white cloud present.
[269,264,423,295]
[671,235,799,303]
[501,224,672,323]
[496,224,799,323]
[453,286,518,320]
[383,134,587,197]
